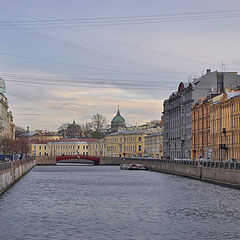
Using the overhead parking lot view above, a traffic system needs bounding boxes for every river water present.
[0,165,240,240]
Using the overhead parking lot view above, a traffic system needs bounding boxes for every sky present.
[0,0,240,130]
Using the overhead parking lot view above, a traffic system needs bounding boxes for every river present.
[0,165,239,240]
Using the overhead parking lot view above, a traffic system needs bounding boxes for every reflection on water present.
[0,165,239,240]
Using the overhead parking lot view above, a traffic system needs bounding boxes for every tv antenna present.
[221,61,225,72]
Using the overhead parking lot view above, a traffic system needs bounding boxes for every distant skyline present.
[1,0,240,130]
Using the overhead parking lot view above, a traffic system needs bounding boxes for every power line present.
[7,90,80,114]
[0,50,185,78]
[0,6,221,68]
[0,17,184,74]
[0,13,239,28]
[0,8,239,23]
[1,72,179,91]
[1,71,183,83]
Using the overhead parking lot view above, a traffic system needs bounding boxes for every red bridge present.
[56,155,100,165]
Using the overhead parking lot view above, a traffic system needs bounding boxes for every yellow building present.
[192,98,211,160]
[48,139,89,156]
[30,133,63,142]
[30,140,49,157]
[144,131,163,158]
[88,139,106,157]
[210,91,240,162]
[105,130,146,157]
[30,138,96,157]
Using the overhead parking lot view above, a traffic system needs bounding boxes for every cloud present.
[2,1,240,130]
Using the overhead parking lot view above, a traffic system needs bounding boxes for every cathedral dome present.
[111,109,125,124]
[0,77,6,94]
[111,108,126,132]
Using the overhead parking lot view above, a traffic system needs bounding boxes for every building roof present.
[144,132,164,138]
[211,90,240,105]
[29,138,98,144]
[107,129,145,136]
[32,133,61,137]
[226,92,240,99]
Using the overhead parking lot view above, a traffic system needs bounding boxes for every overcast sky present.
[0,0,240,130]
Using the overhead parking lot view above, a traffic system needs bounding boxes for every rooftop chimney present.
[206,69,211,74]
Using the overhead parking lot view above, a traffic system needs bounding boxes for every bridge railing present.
[56,155,100,162]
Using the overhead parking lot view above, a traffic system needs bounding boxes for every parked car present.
[225,158,238,164]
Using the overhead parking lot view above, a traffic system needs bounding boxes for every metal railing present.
[123,157,240,170]
[0,158,35,172]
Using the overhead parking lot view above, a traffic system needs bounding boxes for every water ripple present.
[0,165,239,240]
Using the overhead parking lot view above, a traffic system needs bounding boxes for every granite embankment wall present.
[0,156,57,195]
[35,156,56,165]
[0,158,35,194]
[100,157,240,188]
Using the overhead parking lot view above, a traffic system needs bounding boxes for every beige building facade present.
[30,138,97,157]
[210,91,240,162]
[104,130,146,157]
[144,132,163,158]
[0,93,15,139]
[88,139,106,157]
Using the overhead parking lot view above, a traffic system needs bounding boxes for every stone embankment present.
[35,156,56,165]
[0,158,35,194]
[0,156,57,195]
[100,157,240,188]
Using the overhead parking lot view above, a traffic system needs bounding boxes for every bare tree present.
[0,138,12,155]
[16,138,30,157]
[15,126,27,139]
[80,122,93,138]
[92,114,106,132]
[0,138,30,157]
[58,123,70,137]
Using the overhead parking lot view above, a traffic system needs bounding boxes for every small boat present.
[120,164,129,170]
[120,164,147,170]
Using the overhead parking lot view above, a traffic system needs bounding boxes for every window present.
[139,145,142,151]
[39,146,41,150]
[83,146,85,149]
[139,137,141,141]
